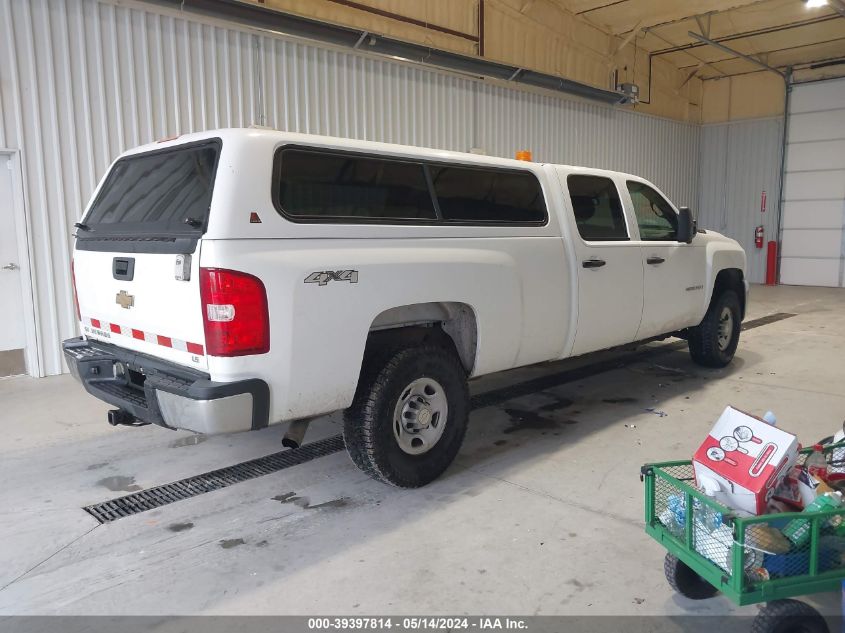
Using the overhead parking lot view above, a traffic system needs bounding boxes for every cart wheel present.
[750,600,829,633]
[663,553,718,600]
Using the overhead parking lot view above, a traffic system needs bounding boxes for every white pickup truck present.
[64,128,747,487]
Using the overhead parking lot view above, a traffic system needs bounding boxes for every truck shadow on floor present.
[452,345,762,475]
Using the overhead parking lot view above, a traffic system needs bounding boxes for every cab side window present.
[276,148,437,221]
[566,175,628,241]
[627,181,678,241]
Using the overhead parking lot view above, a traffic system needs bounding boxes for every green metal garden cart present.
[642,444,845,633]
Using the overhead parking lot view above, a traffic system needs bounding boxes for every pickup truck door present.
[557,170,644,356]
[623,180,706,339]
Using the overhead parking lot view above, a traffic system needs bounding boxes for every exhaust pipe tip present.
[282,417,313,450]
[281,437,301,450]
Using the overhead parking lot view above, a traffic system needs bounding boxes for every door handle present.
[582,259,606,269]
[2,262,19,271]
[646,256,666,265]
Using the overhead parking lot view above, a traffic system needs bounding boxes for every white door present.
[780,78,845,287]
[624,179,706,339]
[557,169,644,356]
[0,157,27,376]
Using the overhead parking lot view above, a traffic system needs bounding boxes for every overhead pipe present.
[160,0,625,105]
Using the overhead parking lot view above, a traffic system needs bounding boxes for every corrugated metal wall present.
[698,118,783,284]
[0,0,700,376]
[475,83,699,205]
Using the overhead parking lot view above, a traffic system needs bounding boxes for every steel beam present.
[687,31,786,78]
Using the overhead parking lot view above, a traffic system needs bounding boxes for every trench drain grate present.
[83,434,345,523]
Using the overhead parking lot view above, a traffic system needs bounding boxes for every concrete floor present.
[1,284,844,618]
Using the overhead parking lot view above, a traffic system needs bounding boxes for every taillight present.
[200,267,269,356]
[71,259,81,321]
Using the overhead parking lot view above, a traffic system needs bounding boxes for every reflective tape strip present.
[83,316,204,356]
[186,342,204,355]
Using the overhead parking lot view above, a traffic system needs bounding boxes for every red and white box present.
[693,406,800,516]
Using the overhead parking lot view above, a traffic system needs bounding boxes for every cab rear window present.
[83,139,221,236]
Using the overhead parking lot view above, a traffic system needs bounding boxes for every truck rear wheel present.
[688,289,741,368]
[343,343,469,487]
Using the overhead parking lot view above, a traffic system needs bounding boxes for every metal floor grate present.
[84,434,345,523]
[83,312,796,523]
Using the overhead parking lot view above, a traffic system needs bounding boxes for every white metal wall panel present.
[258,38,476,151]
[0,0,701,376]
[475,84,700,206]
[697,118,783,284]
[780,78,845,287]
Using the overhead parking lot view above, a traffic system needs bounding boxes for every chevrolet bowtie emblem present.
[116,290,135,309]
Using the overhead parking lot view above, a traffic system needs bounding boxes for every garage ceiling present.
[557,0,845,80]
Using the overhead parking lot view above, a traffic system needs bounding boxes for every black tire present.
[343,343,469,488]
[750,600,829,633]
[663,554,719,600]
[689,289,742,368]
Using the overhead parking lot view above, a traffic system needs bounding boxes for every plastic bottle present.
[806,444,829,481]
[696,502,723,532]
[763,411,777,426]
[783,491,843,547]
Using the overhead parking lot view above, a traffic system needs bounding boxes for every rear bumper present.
[62,337,269,434]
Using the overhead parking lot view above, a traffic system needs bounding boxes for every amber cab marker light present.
[515,150,533,161]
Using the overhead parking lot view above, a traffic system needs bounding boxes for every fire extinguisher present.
[755,225,764,249]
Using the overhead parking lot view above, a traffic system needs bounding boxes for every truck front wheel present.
[343,344,470,487]
[688,289,742,368]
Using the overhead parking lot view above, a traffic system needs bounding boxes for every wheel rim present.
[393,377,448,455]
[717,306,734,351]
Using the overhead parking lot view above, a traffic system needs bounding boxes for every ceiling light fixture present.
[804,0,828,8]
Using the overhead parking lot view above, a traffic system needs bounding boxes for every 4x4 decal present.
[304,270,359,286]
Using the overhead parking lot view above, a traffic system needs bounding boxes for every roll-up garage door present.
[780,78,845,287]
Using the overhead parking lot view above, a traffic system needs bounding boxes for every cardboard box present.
[693,406,800,515]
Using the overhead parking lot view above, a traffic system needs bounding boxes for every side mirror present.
[678,207,696,244]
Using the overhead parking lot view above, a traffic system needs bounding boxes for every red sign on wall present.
[761,190,767,213]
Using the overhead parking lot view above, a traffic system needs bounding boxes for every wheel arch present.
[365,302,478,375]
[711,268,746,320]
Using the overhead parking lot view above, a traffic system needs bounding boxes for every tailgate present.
[75,248,207,371]
[72,138,221,372]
